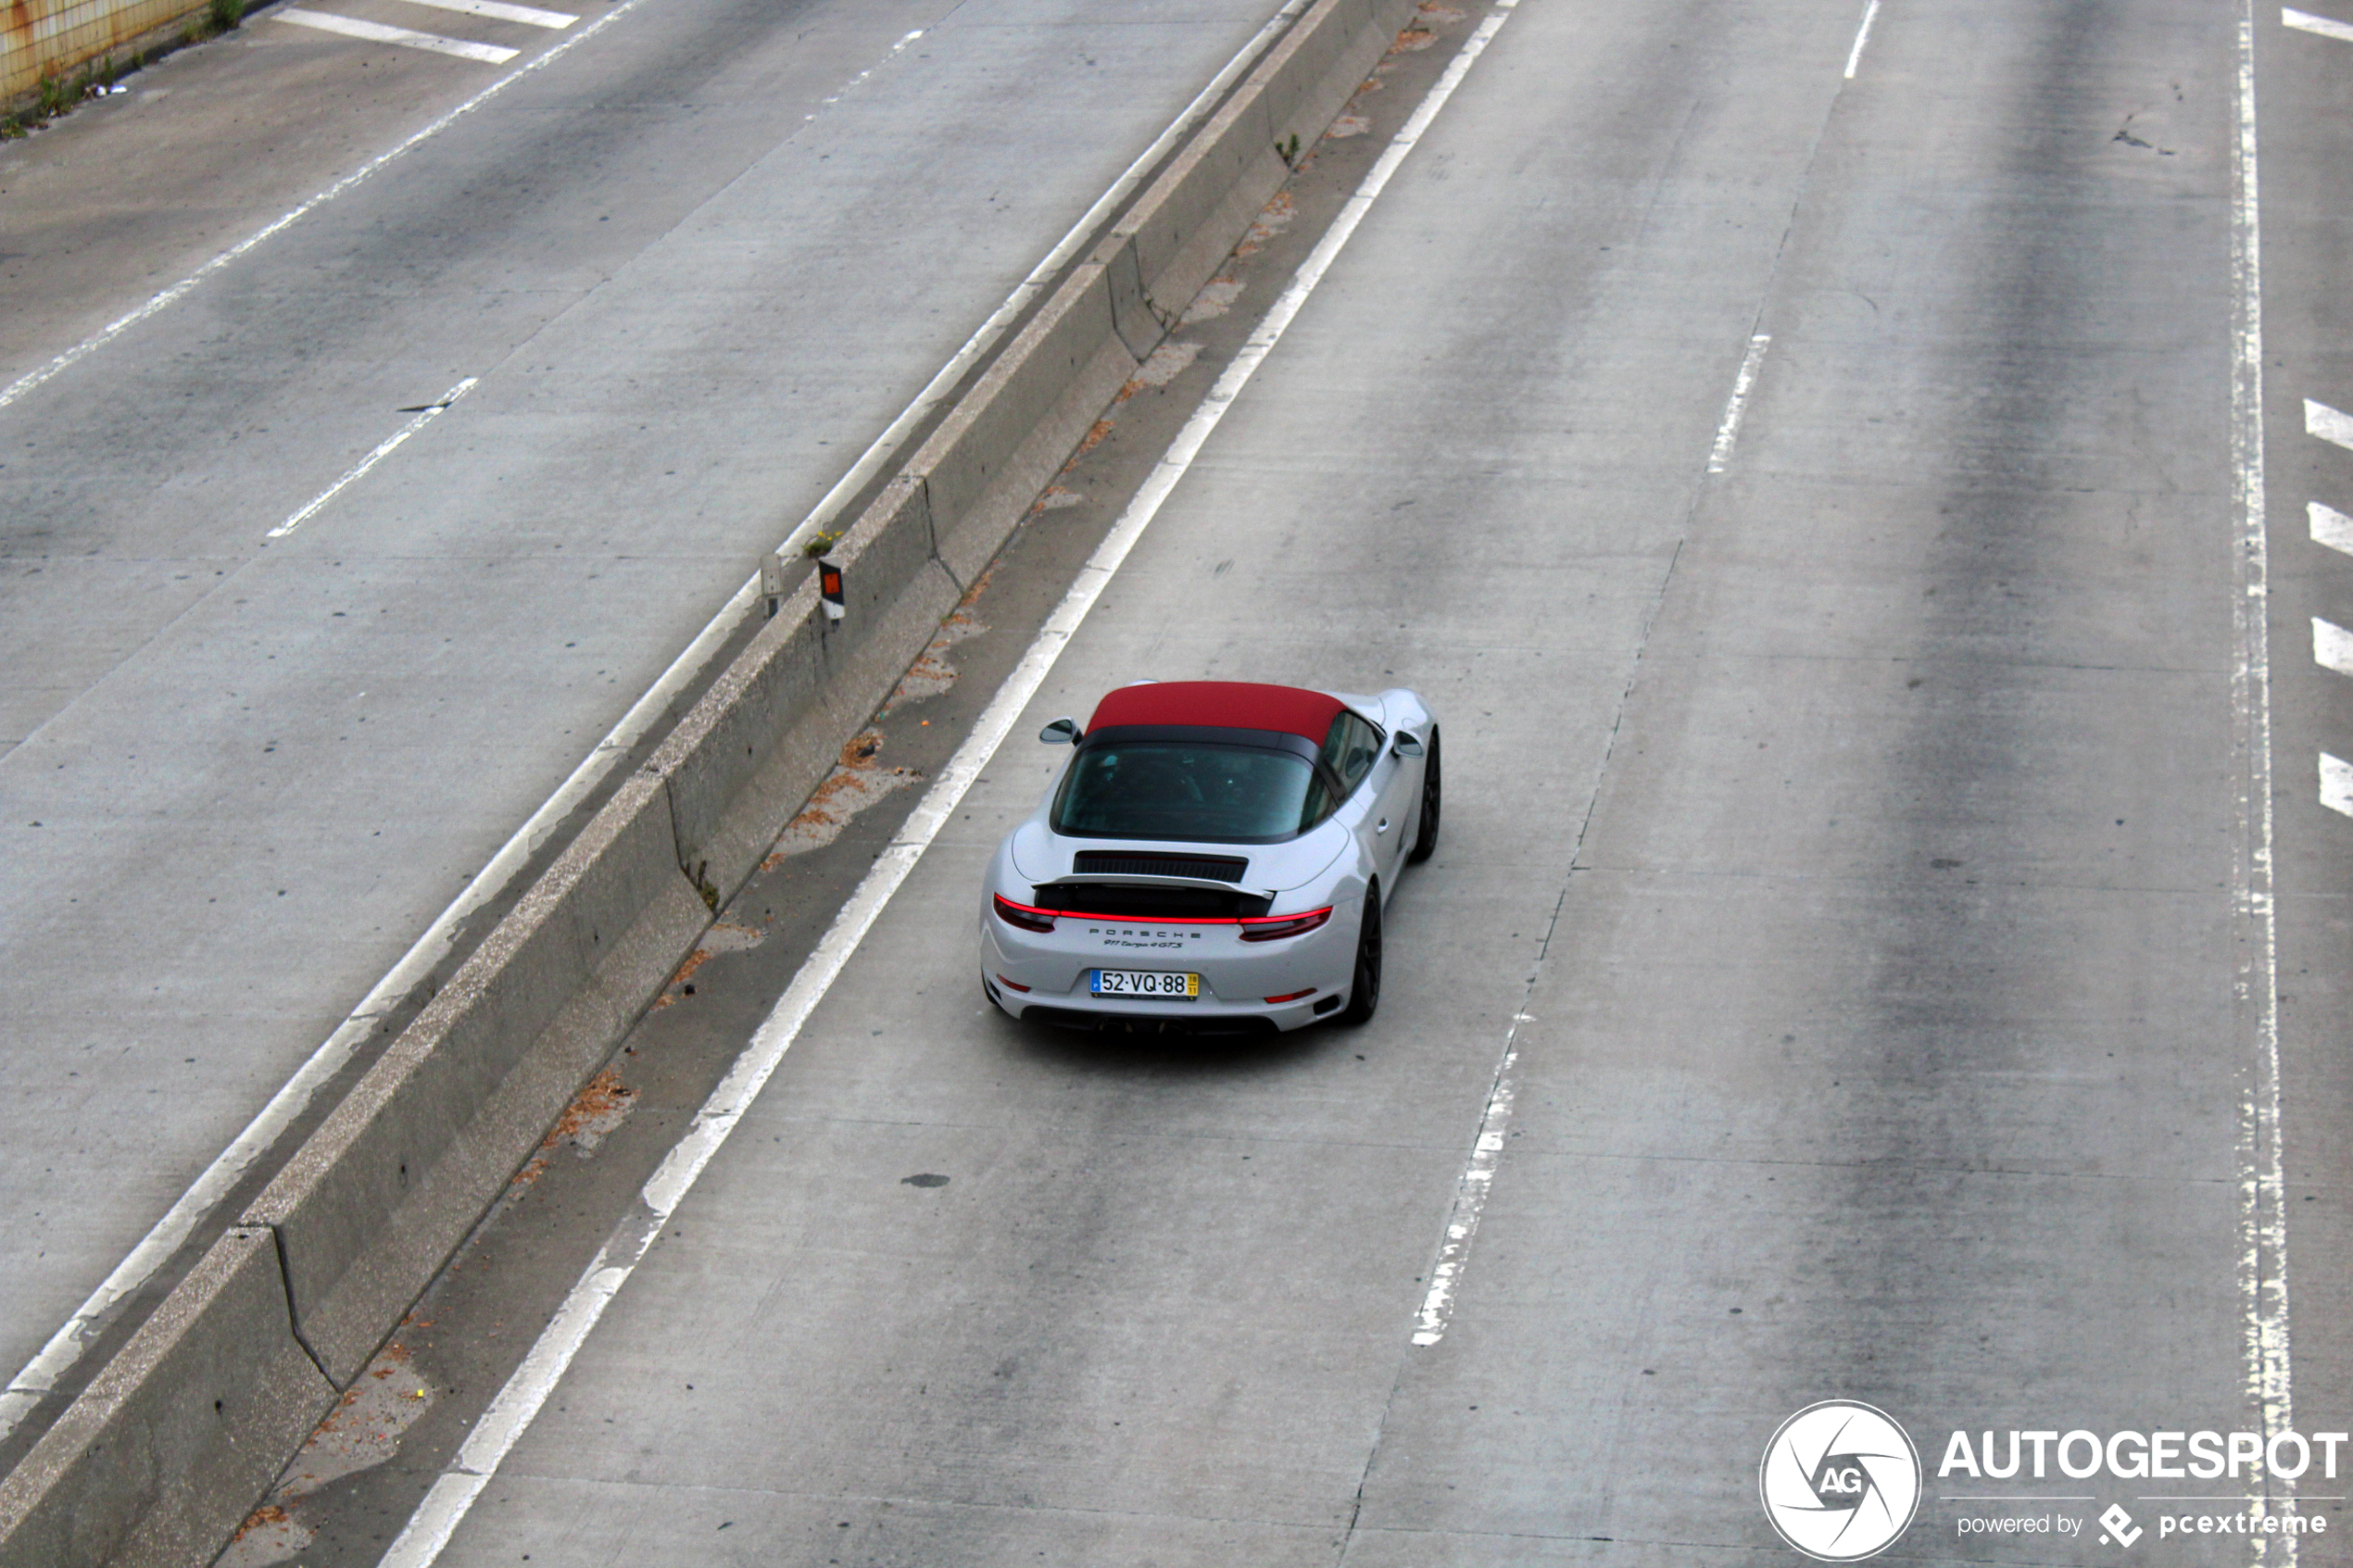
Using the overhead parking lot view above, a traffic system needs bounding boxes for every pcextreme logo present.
[1759,1400,1923,1561]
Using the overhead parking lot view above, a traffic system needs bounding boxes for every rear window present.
[1051,740,1327,843]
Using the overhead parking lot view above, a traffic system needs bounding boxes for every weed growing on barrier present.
[6,12,234,137]
[10,62,101,132]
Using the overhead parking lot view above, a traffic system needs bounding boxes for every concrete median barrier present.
[0,1229,334,1568]
[658,476,966,905]
[0,0,1423,1556]
[245,770,707,1386]
[919,258,1146,588]
[1115,0,1409,319]
[1121,73,1284,318]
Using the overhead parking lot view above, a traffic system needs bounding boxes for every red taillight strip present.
[1265,987,1317,1004]
[993,895,1336,937]
[992,895,1057,933]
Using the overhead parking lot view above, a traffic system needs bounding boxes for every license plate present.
[1090,969,1200,999]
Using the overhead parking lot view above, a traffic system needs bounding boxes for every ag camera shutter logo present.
[1759,1400,1922,1561]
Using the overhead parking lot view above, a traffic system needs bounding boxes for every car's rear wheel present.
[1406,726,1441,863]
[1337,889,1383,1026]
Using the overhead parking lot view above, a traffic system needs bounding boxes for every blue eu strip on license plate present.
[1090,969,1200,999]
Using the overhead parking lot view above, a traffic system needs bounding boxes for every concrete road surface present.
[222,0,2353,1562]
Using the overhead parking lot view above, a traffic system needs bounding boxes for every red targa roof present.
[1086,682,1344,743]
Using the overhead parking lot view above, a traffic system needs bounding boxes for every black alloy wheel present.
[1406,725,1441,863]
[1337,887,1383,1026]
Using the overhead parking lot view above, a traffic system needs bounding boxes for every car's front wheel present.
[1337,888,1383,1026]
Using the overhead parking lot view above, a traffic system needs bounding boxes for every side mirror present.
[1038,717,1082,746]
[1392,732,1425,758]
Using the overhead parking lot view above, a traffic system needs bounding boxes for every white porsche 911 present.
[979,681,1440,1033]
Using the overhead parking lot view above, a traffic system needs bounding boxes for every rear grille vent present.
[1071,851,1248,882]
[1029,884,1272,920]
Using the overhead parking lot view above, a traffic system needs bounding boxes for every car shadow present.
[987,1008,1346,1079]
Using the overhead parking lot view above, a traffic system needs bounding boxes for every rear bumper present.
[979,901,1355,1033]
[994,994,1298,1035]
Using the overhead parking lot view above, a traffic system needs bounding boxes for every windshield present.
[1051,740,1325,843]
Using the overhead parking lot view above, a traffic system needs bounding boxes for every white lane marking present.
[276,8,519,64]
[0,0,655,415]
[1411,1032,1518,1345]
[0,0,1311,1448]
[2232,4,2296,1557]
[1843,0,1883,78]
[1706,332,1770,474]
[2305,396,2353,451]
[2284,6,2353,42]
[2314,617,2353,677]
[2311,502,2353,557]
[812,28,925,113]
[2324,755,2353,818]
[265,380,477,539]
[378,6,1522,1560]
[395,0,575,29]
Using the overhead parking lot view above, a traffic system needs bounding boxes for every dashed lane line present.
[2304,396,2353,450]
[2324,755,2353,819]
[2310,502,2353,557]
[2301,407,2353,838]
[1843,0,1883,78]
[1705,332,1770,474]
[2284,6,2353,42]
[394,0,575,29]
[276,7,520,63]
[1410,1030,1520,1345]
[265,379,477,540]
[2313,617,2353,678]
